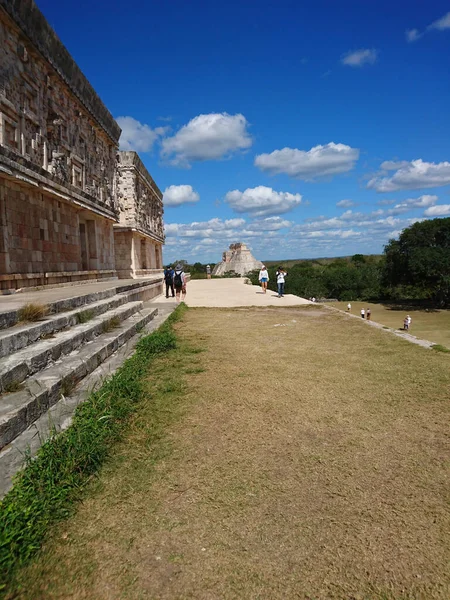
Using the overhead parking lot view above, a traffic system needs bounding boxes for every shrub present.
[17,303,49,323]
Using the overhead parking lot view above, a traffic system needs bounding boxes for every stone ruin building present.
[0,0,164,291]
[114,152,164,279]
[212,243,263,276]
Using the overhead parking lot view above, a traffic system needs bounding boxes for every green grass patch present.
[0,304,187,593]
[76,309,95,324]
[431,344,450,353]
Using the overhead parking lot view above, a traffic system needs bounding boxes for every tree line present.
[247,217,450,307]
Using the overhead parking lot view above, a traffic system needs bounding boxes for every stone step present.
[0,307,158,450]
[0,301,145,393]
[0,303,174,498]
[0,277,163,330]
[0,287,143,360]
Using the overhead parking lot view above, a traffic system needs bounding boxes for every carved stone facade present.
[0,0,165,290]
[212,243,263,276]
[114,151,164,278]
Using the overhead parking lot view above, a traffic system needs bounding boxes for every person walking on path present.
[366,308,371,321]
[360,308,365,319]
[164,265,175,298]
[173,264,187,303]
[403,316,409,331]
[347,303,351,311]
[258,265,269,294]
[407,315,412,330]
[206,265,211,279]
[276,267,287,297]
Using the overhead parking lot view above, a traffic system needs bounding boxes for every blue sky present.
[38,0,450,263]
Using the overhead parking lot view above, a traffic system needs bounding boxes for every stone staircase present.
[0,279,167,493]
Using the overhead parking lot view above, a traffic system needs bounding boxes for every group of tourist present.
[258,266,288,298]
[163,264,187,302]
[346,304,373,320]
[346,303,413,331]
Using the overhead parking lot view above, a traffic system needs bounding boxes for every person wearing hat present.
[258,264,269,293]
[173,263,187,303]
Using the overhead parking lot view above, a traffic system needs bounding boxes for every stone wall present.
[0,0,122,289]
[116,151,164,240]
[0,178,115,289]
[114,151,164,278]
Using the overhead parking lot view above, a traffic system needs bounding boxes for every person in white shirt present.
[258,265,269,294]
[173,264,187,303]
[347,303,351,311]
[276,267,287,297]
[360,308,365,319]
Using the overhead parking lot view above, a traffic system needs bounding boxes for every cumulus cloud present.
[116,116,167,152]
[225,186,302,217]
[387,195,438,215]
[340,48,378,67]
[160,113,252,167]
[163,185,200,207]
[250,216,292,231]
[254,143,359,180]
[336,199,357,208]
[164,218,246,239]
[424,204,450,217]
[367,159,450,192]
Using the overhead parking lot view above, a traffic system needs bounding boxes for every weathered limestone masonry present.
[0,0,121,290]
[114,151,164,279]
[212,242,263,276]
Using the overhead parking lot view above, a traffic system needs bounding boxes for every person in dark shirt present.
[164,266,175,298]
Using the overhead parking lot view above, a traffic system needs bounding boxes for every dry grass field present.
[333,301,450,349]
[12,306,450,600]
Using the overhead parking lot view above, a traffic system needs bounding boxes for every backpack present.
[174,271,183,287]
[164,269,172,283]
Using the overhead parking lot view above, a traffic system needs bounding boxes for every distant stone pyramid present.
[212,243,263,276]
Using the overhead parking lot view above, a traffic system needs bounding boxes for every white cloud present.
[164,218,246,239]
[340,48,378,67]
[405,29,422,42]
[160,113,252,167]
[254,143,359,180]
[367,159,450,192]
[424,204,450,217]
[250,216,292,231]
[388,195,438,215]
[225,186,302,217]
[116,116,167,152]
[429,11,450,31]
[406,12,450,43]
[336,199,357,208]
[163,185,200,207]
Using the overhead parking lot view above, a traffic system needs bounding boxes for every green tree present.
[383,217,450,306]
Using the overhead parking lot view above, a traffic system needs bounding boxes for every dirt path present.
[16,307,450,600]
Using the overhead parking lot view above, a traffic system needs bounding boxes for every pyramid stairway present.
[0,278,170,495]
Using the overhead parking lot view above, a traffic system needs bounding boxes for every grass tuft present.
[431,344,450,353]
[18,303,49,323]
[101,316,121,333]
[0,305,186,592]
[76,309,95,324]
